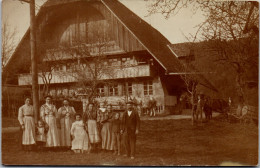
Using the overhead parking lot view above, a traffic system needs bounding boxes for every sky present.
[2,0,205,46]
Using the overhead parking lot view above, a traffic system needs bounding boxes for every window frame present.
[143,80,153,96]
[109,84,119,96]
[128,82,133,96]
[97,85,105,97]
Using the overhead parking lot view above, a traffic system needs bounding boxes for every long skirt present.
[111,132,120,152]
[71,127,89,150]
[87,120,100,144]
[22,116,36,145]
[45,115,60,147]
[57,128,61,146]
[60,117,73,147]
[101,122,113,150]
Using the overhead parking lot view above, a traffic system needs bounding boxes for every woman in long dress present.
[71,114,89,153]
[40,95,60,148]
[58,99,76,149]
[83,103,100,152]
[18,98,36,150]
[100,104,113,151]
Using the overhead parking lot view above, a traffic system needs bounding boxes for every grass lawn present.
[2,118,258,166]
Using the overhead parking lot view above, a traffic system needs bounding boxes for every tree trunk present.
[42,84,46,97]
[46,84,49,96]
[236,73,245,116]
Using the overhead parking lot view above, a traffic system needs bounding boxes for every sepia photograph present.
[1,0,259,166]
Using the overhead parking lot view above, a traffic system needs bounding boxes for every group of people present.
[18,96,140,159]
[177,93,212,123]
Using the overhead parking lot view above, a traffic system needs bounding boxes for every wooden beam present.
[168,72,215,75]
[19,0,30,3]
[30,0,39,122]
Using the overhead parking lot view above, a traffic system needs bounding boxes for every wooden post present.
[7,92,10,118]
[126,82,128,102]
[30,0,39,122]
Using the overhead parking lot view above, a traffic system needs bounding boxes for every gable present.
[3,0,217,92]
[4,0,184,75]
[101,0,183,72]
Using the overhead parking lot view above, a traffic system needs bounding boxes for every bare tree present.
[147,0,259,110]
[67,45,115,103]
[38,46,67,97]
[58,22,116,103]
[198,1,258,112]
[1,19,17,69]
[35,18,120,102]
[147,0,258,36]
[178,56,201,124]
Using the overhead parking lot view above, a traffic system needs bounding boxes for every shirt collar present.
[127,111,132,116]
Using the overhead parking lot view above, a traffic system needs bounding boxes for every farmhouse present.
[3,0,216,113]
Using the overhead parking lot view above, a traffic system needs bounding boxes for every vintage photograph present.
[1,0,258,166]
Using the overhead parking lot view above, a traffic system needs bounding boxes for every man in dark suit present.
[121,101,140,159]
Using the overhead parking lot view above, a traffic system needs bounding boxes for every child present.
[71,114,90,153]
[36,120,47,151]
[111,112,121,155]
[97,102,106,132]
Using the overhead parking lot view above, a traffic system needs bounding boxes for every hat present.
[24,97,32,101]
[88,102,95,106]
[63,98,70,102]
[75,113,82,117]
[44,95,52,99]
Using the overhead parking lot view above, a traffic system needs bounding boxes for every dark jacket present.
[121,110,140,133]
[112,119,121,133]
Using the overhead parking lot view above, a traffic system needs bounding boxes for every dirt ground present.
[1,117,258,166]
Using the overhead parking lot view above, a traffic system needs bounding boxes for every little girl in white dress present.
[36,120,47,151]
[71,114,90,153]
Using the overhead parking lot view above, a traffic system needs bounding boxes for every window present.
[50,88,56,98]
[57,89,62,97]
[137,57,148,65]
[109,84,119,96]
[144,81,153,95]
[97,85,105,97]
[69,89,75,98]
[128,82,133,95]
[54,65,63,72]
[122,57,133,66]
[76,88,86,95]
[122,82,133,96]
[66,63,76,71]
[62,88,69,97]
[108,58,120,67]
[66,63,71,71]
